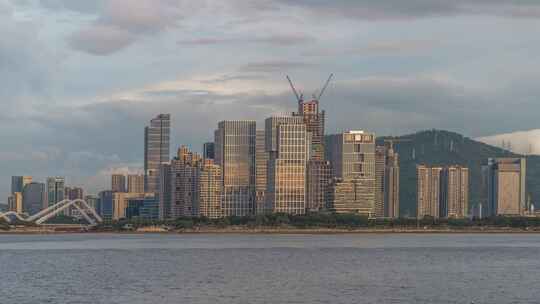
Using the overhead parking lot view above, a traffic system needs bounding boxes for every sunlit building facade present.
[215,120,256,216]
[144,114,170,194]
[266,117,308,215]
[325,131,376,216]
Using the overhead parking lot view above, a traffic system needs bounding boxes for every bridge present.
[0,199,103,226]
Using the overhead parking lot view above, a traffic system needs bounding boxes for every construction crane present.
[314,73,334,101]
[286,75,303,103]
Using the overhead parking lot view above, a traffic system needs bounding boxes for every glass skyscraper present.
[46,177,65,207]
[215,120,256,216]
[266,116,308,215]
[144,114,171,194]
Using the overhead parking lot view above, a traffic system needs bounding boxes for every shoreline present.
[2,227,540,235]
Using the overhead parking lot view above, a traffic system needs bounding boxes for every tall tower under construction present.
[287,75,334,213]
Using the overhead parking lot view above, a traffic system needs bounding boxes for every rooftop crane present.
[286,75,303,103]
[315,73,334,101]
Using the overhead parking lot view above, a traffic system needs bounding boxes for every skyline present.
[3,0,540,200]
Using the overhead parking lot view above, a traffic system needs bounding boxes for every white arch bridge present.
[0,199,103,226]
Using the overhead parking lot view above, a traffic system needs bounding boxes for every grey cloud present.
[239,60,314,73]
[68,0,185,55]
[200,74,268,84]
[38,0,104,14]
[303,40,439,57]
[178,33,315,47]
[275,0,540,20]
[68,24,136,55]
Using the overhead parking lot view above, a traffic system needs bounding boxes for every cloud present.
[239,60,314,73]
[67,0,185,55]
[68,24,135,55]
[178,33,315,46]
[303,40,438,57]
[478,130,540,155]
[275,0,540,20]
[38,0,104,14]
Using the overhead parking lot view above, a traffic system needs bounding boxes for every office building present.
[127,174,145,193]
[294,98,325,160]
[325,131,376,216]
[85,195,99,210]
[215,120,256,216]
[306,160,332,212]
[140,197,160,220]
[255,130,268,214]
[384,145,400,218]
[441,166,469,218]
[203,142,215,160]
[98,190,114,221]
[11,176,32,195]
[113,192,155,220]
[266,116,308,215]
[65,187,84,200]
[144,114,171,193]
[484,158,527,216]
[158,163,172,220]
[375,147,386,217]
[417,165,443,219]
[375,144,401,218]
[111,174,127,192]
[8,192,23,214]
[22,182,46,215]
[46,177,65,207]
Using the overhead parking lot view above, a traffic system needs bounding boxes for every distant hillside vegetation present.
[378,130,540,217]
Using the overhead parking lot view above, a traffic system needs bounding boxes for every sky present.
[2,0,540,200]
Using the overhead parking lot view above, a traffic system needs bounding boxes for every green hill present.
[378,130,540,217]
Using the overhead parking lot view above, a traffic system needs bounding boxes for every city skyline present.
[3,1,540,201]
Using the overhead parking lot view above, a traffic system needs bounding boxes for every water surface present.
[1,233,539,304]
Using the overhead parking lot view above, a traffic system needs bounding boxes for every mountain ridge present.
[378,129,539,217]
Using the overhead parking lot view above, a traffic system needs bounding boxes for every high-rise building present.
[113,192,155,220]
[144,114,171,193]
[203,142,215,160]
[375,147,386,217]
[170,146,202,218]
[441,166,469,218]
[266,116,308,215]
[158,163,172,220]
[85,195,99,210]
[111,174,127,192]
[375,144,401,218]
[294,98,325,160]
[166,146,222,219]
[46,177,65,207]
[215,120,256,216]
[255,130,268,214]
[22,182,46,215]
[65,187,84,200]
[195,159,222,219]
[8,192,23,214]
[127,174,145,193]
[325,131,376,216]
[384,145,400,218]
[306,160,332,212]
[11,176,32,195]
[98,190,114,221]
[484,158,527,216]
[416,165,443,219]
